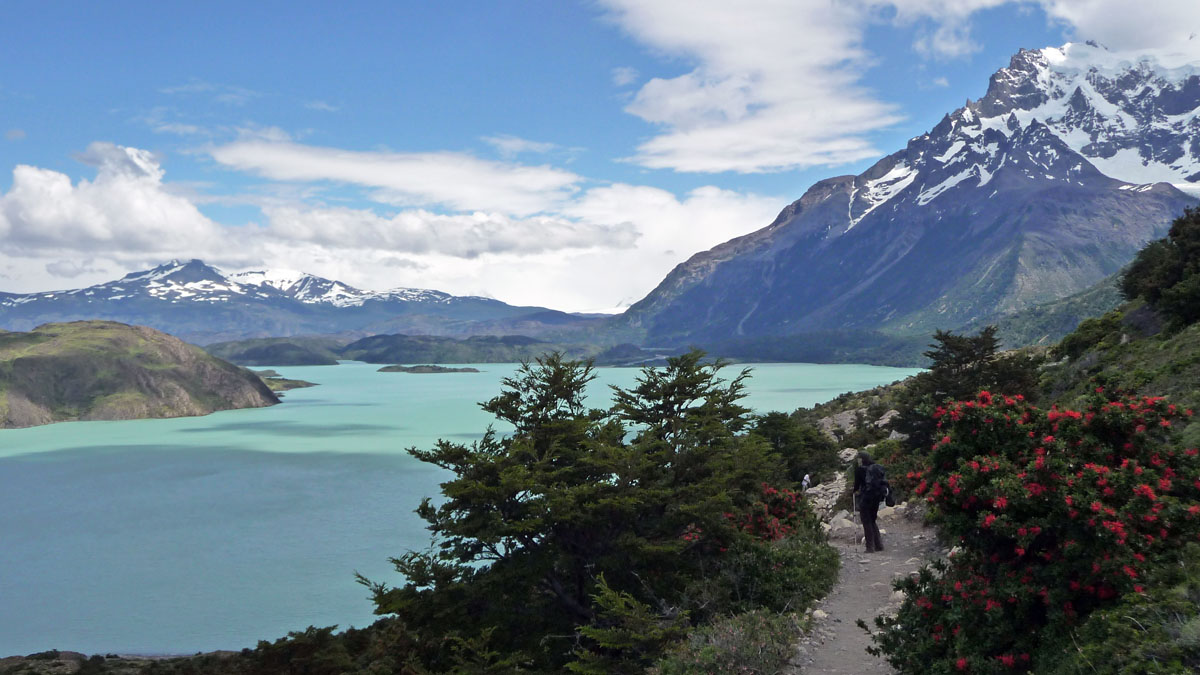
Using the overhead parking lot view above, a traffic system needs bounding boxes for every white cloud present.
[5,129,26,141]
[1037,0,1200,55]
[263,205,638,258]
[931,76,950,88]
[886,0,1011,58]
[0,143,224,258]
[481,134,559,158]
[209,140,583,216]
[602,0,906,173]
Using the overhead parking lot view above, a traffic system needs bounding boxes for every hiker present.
[853,451,886,553]
[802,473,811,491]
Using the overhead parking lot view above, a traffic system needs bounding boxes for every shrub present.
[651,610,802,675]
[1040,544,1200,674]
[870,390,1200,673]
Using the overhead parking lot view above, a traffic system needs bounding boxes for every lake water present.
[0,361,920,656]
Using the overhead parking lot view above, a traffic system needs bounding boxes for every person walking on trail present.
[853,451,886,553]
[802,472,811,491]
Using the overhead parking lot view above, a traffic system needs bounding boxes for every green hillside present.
[0,321,279,428]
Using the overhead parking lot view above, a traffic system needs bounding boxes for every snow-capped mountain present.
[621,43,1200,346]
[227,268,458,307]
[0,259,557,344]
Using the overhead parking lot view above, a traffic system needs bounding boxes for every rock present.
[812,609,828,620]
[878,506,895,518]
[819,409,868,441]
[832,509,850,522]
[874,409,900,427]
[831,517,855,530]
[839,447,859,462]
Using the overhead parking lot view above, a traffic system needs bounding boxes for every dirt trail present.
[792,509,942,674]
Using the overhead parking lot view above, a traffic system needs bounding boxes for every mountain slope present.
[0,260,560,344]
[621,43,1200,346]
[0,321,278,428]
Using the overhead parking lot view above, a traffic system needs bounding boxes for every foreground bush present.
[869,390,1200,673]
[651,610,803,675]
[1045,543,1200,674]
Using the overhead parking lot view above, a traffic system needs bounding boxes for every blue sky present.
[2,1,1199,310]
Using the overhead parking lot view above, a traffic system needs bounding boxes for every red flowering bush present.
[870,439,927,501]
[730,483,810,541]
[869,390,1200,673]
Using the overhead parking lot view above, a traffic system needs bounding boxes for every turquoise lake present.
[0,361,920,656]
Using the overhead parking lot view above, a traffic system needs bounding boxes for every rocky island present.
[0,320,279,428]
[377,364,481,373]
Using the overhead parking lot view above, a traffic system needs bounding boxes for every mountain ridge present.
[619,42,1200,347]
[0,259,598,345]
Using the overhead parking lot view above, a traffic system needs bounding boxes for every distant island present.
[377,364,481,373]
[251,369,319,391]
[0,321,279,429]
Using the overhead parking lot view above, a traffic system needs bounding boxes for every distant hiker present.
[853,451,886,553]
[802,473,811,491]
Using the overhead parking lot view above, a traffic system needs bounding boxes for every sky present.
[2,0,1200,312]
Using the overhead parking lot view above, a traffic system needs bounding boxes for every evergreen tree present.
[1121,206,1200,327]
[361,350,801,671]
[893,327,1040,451]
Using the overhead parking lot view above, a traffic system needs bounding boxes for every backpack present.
[864,463,888,504]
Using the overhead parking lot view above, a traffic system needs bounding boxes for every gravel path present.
[792,509,942,674]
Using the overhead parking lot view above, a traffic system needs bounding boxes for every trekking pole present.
[852,492,861,552]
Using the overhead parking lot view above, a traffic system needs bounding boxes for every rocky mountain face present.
[0,259,573,344]
[0,320,278,428]
[621,43,1200,346]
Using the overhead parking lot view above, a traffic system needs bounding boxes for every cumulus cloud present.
[1037,0,1200,55]
[5,129,26,141]
[0,143,223,257]
[209,140,583,216]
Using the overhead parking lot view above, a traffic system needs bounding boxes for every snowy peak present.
[805,42,1200,235]
[967,42,1200,193]
[121,259,227,285]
